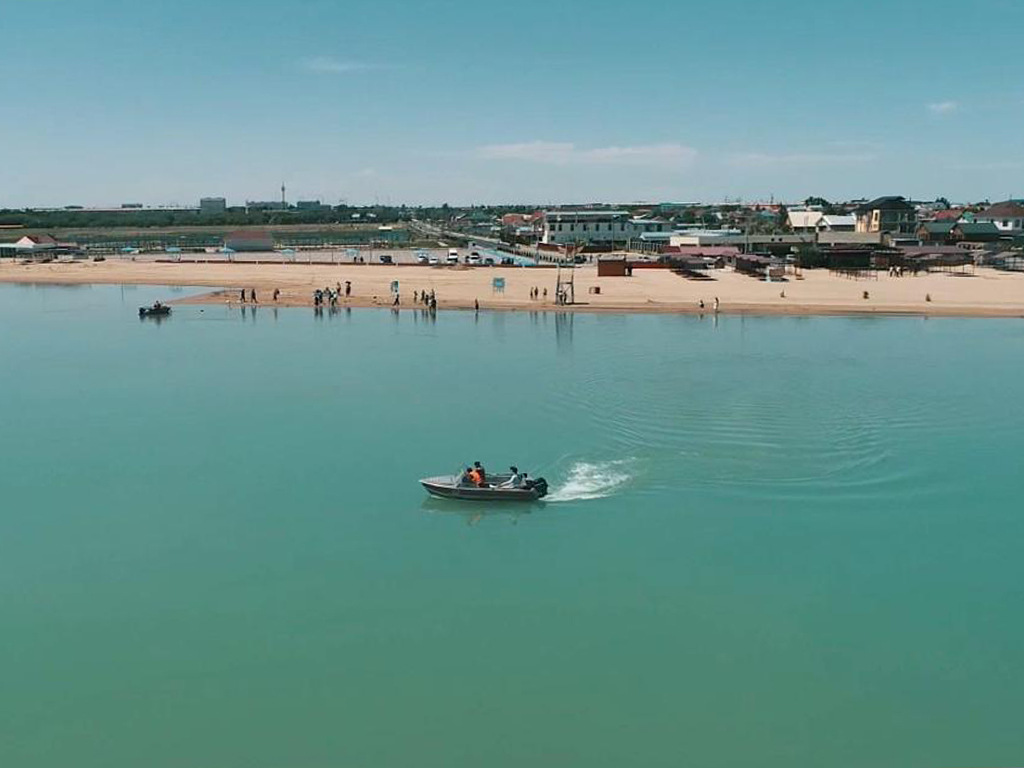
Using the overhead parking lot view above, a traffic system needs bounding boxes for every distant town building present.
[245,201,287,212]
[918,221,957,244]
[296,200,325,211]
[854,196,917,234]
[917,220,1001,245]
[223,229,274,251]
[931,208,968,223]
[952,222,1002,243]
[12,234,58,251]
[975,200,1024,234]
[816,214,856,232]
[541,210,670,246]
[541,210,631,245]
[787,209,824,232]
[0,233,81,258]
[200,197,227,216]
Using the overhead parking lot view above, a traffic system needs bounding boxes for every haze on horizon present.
[1,0,1022,208]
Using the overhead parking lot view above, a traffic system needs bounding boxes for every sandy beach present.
[3,258,1024,317]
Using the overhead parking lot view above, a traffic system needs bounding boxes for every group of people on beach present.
[697,297,721,312]
[412,289,438,311]
[237,288,283,303]
[313,281,352,307]
[529,287,548,301]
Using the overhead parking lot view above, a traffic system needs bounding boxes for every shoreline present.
[3,259,1024,319]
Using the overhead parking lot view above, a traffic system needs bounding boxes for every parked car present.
[500,257,515,266]
[446,252,459,264]
[416,254,429,264]
[468,254,481,265]
[428,256,439,266]
[379,254,393,264]
[484,257,495,266]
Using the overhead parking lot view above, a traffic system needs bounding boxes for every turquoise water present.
[2,283,1023,767]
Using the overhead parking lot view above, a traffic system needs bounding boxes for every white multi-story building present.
[541,211,674,246]
[541,210,631,245]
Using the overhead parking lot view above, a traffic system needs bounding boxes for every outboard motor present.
[532,477,548,498]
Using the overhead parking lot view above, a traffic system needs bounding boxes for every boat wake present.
[546,460,633,502]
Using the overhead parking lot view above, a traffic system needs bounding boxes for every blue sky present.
[1,0,1022,206]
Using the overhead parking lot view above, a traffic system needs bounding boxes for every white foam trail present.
[546,460,633,502]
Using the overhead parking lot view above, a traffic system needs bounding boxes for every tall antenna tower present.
[281,183,286,207]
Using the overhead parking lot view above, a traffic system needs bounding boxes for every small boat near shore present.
[139,303,171,317]
[421,473,548,501]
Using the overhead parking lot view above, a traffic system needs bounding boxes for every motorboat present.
[139,303,171,317]
[421,473,548,502]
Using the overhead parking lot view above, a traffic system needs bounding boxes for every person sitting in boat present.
[473,461,487,486]
[499,466,523,488]
[459,467,475,486]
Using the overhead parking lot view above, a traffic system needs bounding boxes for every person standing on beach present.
[714,297,720,312]
[345,281,351,298]
[273,288,280,302]
[251,288,257,303]
[240,288,246,303]
[474,299,479,312]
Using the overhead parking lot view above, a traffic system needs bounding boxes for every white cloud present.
[300,56,373,74]
[927,101,959,115]
[473,141,697,168]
